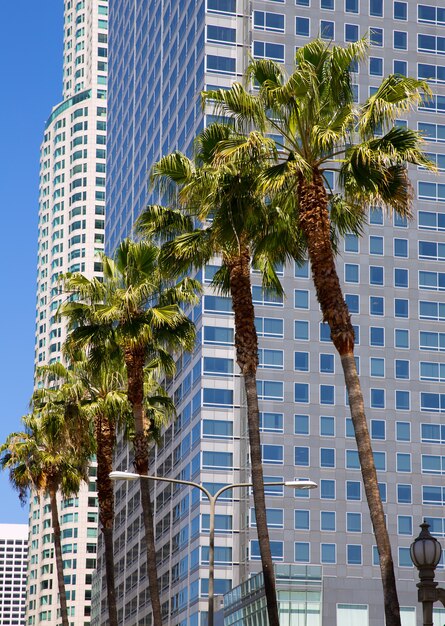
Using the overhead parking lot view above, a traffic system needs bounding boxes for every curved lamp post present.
[410,522,445,626]
[110,471,317,626]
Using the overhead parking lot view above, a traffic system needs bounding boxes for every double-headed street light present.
[110,470,317,626]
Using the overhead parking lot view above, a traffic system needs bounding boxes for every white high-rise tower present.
[29,1,108,624]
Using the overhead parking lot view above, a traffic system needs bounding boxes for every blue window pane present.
[320,415,335,436]
[345,233,359,251]
[320,479,336,499]
[345,0,358,12]
[321,543,336,564]
[345,418,355,438]
[295,447,309,466]
[374,451,386,471]
[347,512,362,532]
[371,388,385,408]
[345,294,359,313]
[370,296,384,316]
[207,25,236,43]
[294,542,310,563]
[394,299,409,318]
[262,445,284,465]
[394,60,407,76]
[371,419,385,440]
[347,544,362,565]
[320,448,335,468]
[370,236,383,255]
[295,17,310,36]
[253,41,285,62]
[398,516,413,536]
[320,20,334,39]
[370,357,385,377]
[251,540,283,561]
[394,268,408,287]
[395,329,409,348]
[369,57,383,76]
[396,421,411,441]
[370,326,384,346]
[394,31,407,50]
[394,238,408,257]
[202,451,233,469]
[394,1,407,20]
[345,263,359,283]
[203,388,233,406]
[320,354,334,373]
[370,0,383,16]
[320,385,335,405]
[397,453,411,473]
[295,320,309,340]
[399,547,413,568]
[260,412,284,433]
[370,266,384,285]
[345,23,359,42]
[346,481,361,500]
[397,484,412,504]
[379,483,387,502]
[295,383,309,403]
[294,289,309,309]
[321,0,334,7]
[295,414,309,435]
[396,390,410,410]
[320,323,331,342]
[207,55,236,74]
[346,450,360,469]
[294,351,309,371]
[320,511,336,531]
[295,261,309,278]
[370,27,383,46]
[295,510,310,530]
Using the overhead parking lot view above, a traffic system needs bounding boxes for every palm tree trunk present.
[49,487,69,626]
[227,249,280,626]
[297,170,401,626]
[95,413,118,626]
[125,348,163,626]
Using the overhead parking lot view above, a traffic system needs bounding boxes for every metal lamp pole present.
[411,522,445,626]
[110,471,317,626]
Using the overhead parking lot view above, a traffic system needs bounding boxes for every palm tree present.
[136,123,331,626]
[203,39,435,626]
[0,409,89,626]
[60,238,198,626]
[38,357,130,626]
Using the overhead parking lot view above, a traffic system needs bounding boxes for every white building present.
[0,524,28,626]
[29,0,108,624]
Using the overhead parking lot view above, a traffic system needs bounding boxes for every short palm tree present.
[60,238,198,626]
[203,38,435,626]
[137,123,324,626]
[0,408,89,626]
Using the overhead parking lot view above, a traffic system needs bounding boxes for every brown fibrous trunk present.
[49,486,70,626]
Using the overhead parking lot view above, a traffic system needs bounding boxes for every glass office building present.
[101,1,445,624]
[30,0,108,623]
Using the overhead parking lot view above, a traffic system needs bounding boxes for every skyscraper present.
[30,0,108,624]
[103,1,445,625]
[0,524,27,626]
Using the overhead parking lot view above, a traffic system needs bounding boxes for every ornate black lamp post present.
[410,522,445,626]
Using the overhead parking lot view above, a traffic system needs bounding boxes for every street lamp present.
[110,471,317,626]
[411,522,445,626]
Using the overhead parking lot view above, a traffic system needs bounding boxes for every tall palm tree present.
[203,38,435,626]
[0,409,89,626]
[137,123,357,626]
[60,238,198,626]
[38,357,130,626]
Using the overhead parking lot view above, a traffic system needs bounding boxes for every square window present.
[371,388,385,408]
[295,17,310,36]
[320,415,335,437]
[394,238,408,257]
[394,60,407,76]
[320,448,335,468]
[394,298,409,318]
[397,483,412,504]
[294,510,310,530]
[395,329,409,349]
[369,57,383,76]
[320,20,334,39]
[346,480,361,500]
[370,296,384,316]
[345,0,358,12]
[295,414,309,435]
[320,511,336,531]
[394,1,407,20]
[295,261,309,278]
[370,0,383,16]
[370,235,383,255]
[370,357,385,377]
[398,515,412,535]
[320,353,334,373]
[397,453,411,473]
[370,326,384,346]
[320,385,335,405]
[294,351,309,372]
[347,544,362,565]
[345,263,359,283]
[394,268,408,288]
[370,27,383,46]
[346,449,360,469]
[321,543,336,564]
[294,289,309,309]
[371,419,385,440]
[294,320,309,341]
[396,390,410,410]
[295,383,309,403]
[345,23,359,42]
[295,446,309,466]
[370,206,383,224]
[345,233,359,252]
[370,266,384,285]
[294,542,310,563]
[346,512,362,533]
[320,479,336,499]
[395,360,410,379]
[399,547,413,568]
[345,293,359,313]
[393,31,407,50]
[396,421,411,442]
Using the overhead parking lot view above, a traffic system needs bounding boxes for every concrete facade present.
[0,524,28,626]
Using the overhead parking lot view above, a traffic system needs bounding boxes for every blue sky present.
[0,4,64,522]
